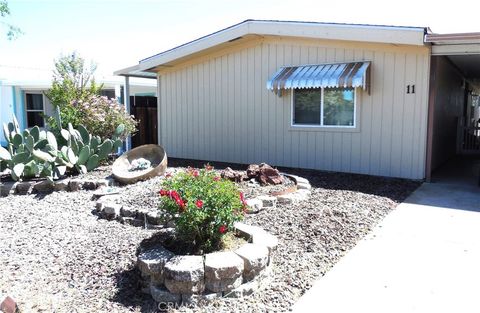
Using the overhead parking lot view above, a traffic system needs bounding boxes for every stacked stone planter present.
[94,194,164,229]
[137,222,278,305]
[0,177,116,197]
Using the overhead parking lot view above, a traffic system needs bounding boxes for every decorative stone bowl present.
[112,144,167,184]
[137,222,278,305]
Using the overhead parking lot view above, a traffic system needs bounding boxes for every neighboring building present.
[116,20,480,180]
[0,66,156,147]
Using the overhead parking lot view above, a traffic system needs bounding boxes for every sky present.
[1,0,479,79]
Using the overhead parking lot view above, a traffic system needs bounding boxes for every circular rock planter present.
[137,222,277,305]
[112,144,167,184]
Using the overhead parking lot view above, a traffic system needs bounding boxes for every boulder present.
[220,167,247,182]
[246,164,260,178]
[257,163,283,185]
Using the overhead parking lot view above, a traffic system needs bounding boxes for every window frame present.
[24,92,46,128]
[291,87,357,129]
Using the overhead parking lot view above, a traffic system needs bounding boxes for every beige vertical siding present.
[158,37,430,179]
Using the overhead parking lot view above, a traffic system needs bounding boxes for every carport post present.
[123,75,131,151]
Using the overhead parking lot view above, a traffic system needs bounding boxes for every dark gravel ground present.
[0,158,420,312]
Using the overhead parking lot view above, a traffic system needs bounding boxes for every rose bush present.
[159,166,246,253]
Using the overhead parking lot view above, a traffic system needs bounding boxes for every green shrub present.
[159,166,246,253]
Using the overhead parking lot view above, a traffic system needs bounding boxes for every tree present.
[45,52,103,130]
[1,0,22,40]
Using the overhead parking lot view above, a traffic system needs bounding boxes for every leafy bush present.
[73,95,137,140]
[159,166,246,253]
[45,52,137,140]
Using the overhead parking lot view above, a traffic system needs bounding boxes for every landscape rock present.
[103,203,122,219]
[82,180,97,190]
[120,206,136,217]
[0,295,17,313]
[53,179,69,191]
[0,182,16,197]
[204,251,244,292]
[137,245,175,276]
[68,179,83,191]
[257,195,277,208]
[245,198,263,213]
[220,167,247,182]
[33,180,54,193]
[164,255,205,294]
[235,243,269,281]
[150,285,181,303]
[257,163,283,185]
[246,164,260,178]
[15,181,34,195]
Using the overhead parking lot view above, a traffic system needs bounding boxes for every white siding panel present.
[159,38,430,179]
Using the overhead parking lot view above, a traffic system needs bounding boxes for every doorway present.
[130,95,158,148]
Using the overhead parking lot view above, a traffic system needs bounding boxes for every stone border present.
[93,174,312,223]
[0,177,117,197]
[137,222,277,305]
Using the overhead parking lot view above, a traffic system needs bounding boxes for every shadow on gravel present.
[110,266,158,313]
[168,158,421,202]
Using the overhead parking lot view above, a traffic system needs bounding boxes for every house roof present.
[114,19,428,78]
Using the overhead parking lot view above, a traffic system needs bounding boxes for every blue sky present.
[1,0,479,78]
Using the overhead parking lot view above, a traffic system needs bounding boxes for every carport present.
[425,32,480,183]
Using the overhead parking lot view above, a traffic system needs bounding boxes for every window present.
[25,93,45,128]
[292,87,356,127]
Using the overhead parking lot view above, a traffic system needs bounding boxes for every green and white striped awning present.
[267,61,371,95]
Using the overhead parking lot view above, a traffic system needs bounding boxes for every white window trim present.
[24,92,46,128]
[291,88,357,129]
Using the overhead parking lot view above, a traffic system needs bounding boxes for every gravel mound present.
[0,161,419,312]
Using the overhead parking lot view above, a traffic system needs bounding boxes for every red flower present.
[239,192,247,206]
[213,176,220,181]
[219,225,227,234]
[159,189,168,196]
[204,164,214,171]
[195,199,203,208]
[192,170,199,177]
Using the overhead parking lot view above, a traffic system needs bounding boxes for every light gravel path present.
[0,163,419,312]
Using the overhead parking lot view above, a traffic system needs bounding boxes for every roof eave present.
[130,20,427,73]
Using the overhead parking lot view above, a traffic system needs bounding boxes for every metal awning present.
[267,61,371,96]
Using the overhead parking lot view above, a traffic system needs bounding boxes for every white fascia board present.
[136,20,426,71]
[432,44,480,55]
[247,21,426,46]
